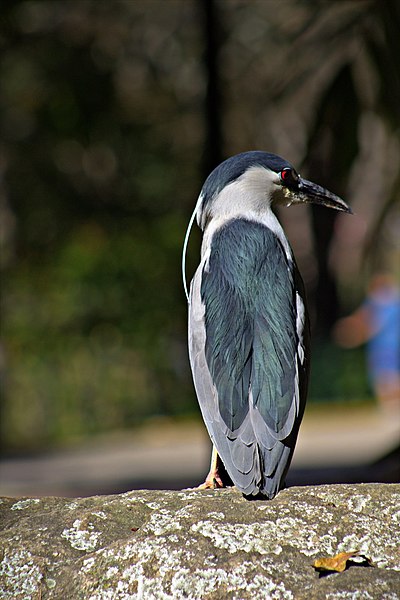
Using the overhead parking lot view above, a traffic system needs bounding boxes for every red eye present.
[280,168,299,187]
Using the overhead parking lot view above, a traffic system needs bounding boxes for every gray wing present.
[188,219,309,497]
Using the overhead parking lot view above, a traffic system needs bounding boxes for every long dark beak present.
[294,177,352,214]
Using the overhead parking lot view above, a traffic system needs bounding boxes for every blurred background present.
[1,0,399,496]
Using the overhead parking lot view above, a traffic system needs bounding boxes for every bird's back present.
[189,218,309,497]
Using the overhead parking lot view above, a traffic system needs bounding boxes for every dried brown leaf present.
[313,550,367,573]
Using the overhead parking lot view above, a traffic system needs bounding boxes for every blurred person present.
[333,273,400,411]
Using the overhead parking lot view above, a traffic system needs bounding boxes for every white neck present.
[201,167,294,262]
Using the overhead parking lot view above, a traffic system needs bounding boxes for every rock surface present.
[0,483,399,599]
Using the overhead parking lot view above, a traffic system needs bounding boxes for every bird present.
[182,151,351,499]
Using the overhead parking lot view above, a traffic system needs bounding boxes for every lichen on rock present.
[0,484,399,599]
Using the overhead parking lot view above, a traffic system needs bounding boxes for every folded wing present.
[189,219,309,497]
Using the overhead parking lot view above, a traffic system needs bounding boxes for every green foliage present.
[3,217,197,451]
[0,1,203,450]
[308,341,372,404]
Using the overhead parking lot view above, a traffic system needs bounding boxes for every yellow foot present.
[196,471,225,490]
[189,445,225,490]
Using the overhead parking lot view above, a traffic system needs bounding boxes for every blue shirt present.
[365,286,400,376]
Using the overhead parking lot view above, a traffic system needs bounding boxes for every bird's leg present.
[197,445,225,489]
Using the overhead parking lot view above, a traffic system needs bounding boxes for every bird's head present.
[182,151,351,301]
[196,151,351,230]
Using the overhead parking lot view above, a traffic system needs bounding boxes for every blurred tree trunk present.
[371,0,400,129]
[362,0,400,268]
[199,0,224,178]
[306,65,360,335]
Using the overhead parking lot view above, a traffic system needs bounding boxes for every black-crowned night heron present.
[182,151,351,499]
